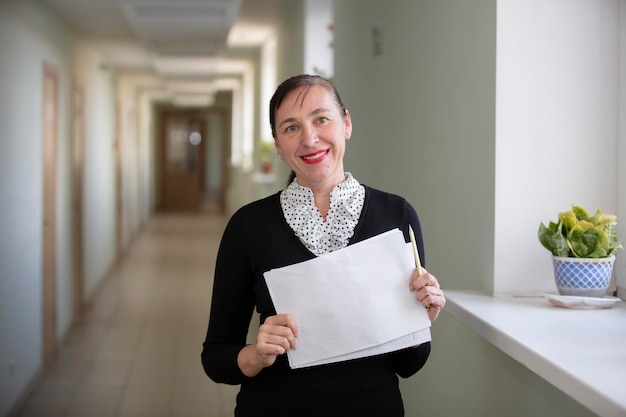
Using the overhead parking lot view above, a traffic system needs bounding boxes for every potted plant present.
[538,205,622,297]
[255,141,276,174]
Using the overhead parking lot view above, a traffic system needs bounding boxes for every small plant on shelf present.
[538,205,622,297]
[538,205,622,258]
[255,141,276,174]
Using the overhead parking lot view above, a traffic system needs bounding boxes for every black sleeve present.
[201,209,256,385]
[393,342,431,378]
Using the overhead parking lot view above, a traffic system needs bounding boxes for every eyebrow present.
[278,107,331,128]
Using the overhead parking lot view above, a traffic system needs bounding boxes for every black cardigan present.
[202,185,430,417]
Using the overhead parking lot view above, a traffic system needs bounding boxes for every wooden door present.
[160,111,206,211]
[42,62,58,365]
[71,82,85,320]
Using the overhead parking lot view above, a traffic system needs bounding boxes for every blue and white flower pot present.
[552,255,615,298]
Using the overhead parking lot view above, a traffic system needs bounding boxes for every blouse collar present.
[280,173,365,256]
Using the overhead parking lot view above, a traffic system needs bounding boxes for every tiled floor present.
[15,212,240,417]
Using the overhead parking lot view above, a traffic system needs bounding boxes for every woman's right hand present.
[255,314,298,366]
[238,314,298,376]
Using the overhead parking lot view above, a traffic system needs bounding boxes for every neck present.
[313,192,331,220]
[296,172,348,219]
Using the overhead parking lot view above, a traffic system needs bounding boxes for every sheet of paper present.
[296,328,432,368]
[263,228,431,369]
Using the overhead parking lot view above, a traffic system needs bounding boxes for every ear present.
[274,140,283,158]
[344,109,353,141]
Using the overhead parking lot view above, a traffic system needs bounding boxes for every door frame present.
[71,80,85,322]
[42,62,58,366]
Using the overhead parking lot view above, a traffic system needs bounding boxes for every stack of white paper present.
[264,228,431,369]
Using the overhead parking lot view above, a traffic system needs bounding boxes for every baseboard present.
[4,368,43,417]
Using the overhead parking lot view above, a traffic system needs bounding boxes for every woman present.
[202,74,446,417]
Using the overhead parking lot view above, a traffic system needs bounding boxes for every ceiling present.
[35,0,285,105]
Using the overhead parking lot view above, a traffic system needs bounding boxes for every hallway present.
[15,212,239,417]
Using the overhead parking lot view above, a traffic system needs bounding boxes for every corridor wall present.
[0,1,118,415]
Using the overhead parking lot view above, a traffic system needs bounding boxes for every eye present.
[284,125,298,133]
[315,116,329,125]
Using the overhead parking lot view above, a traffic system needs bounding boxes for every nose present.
[301,125,318,147]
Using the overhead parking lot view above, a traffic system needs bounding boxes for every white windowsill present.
[445,291,626,417]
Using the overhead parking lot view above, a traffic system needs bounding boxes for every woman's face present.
[274,85,352,191]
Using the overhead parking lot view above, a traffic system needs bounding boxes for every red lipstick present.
[300,149,329,164]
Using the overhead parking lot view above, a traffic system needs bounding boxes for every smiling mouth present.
[301,150,329,162]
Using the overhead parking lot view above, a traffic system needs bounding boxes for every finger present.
[259,319,298,350]
[265,314,299,336]
[421,271,437,286]
[255,341,286,364]
[431,291,446,308]
[410,270,436,291]
[416,290,431,305]
[428,307,441,322]
[409,268,428,290]
[256,332,293,357]
[418,292,446,316]
[273,330,297,350]
[266,334,294,353]
[415,286,443,305]
[428,275,439,288]
[413,282,446,321]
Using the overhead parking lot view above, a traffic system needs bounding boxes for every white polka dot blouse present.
[280,172,365,256]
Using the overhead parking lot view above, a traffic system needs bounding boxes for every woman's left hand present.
[409,268,446,322]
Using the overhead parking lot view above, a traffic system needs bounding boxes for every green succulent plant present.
[254,141,276,164]
[538,205,622,258]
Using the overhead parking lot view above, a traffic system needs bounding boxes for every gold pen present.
[409,225,430,311]
[408,225,423,275]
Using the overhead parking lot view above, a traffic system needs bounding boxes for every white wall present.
[335,0,618,415]
[0,1,119,414]
[73,45,117,300]
[117,77,140,252]
[495,0,620,295]
[0,2,74,414]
